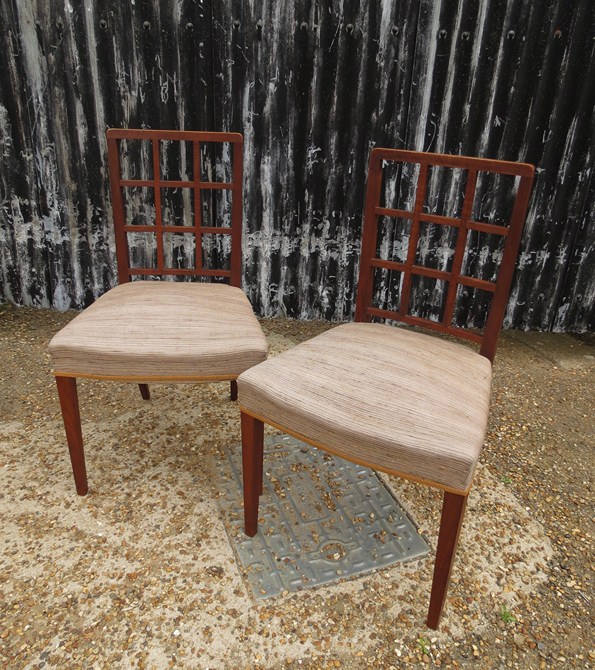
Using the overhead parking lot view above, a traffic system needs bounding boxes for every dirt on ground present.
[0,304,593,670]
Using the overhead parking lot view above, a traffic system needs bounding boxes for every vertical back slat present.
[152,139,164,273]
[107,136,130,284]
[230,139,243,288]
[193,140,203,275]
[442,168,478,328]
[398,162,429,320]
[355,150,384,322]
[480,173,535,360]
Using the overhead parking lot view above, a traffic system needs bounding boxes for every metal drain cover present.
[218,435,430,599]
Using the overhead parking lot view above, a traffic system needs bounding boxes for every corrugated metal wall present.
[0,0,593,330]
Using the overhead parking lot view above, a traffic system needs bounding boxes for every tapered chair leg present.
[138,384,150,400]
[241,412,264,536]
[426,491,468,629]
[55,376,88,496]
[230,380,238,401]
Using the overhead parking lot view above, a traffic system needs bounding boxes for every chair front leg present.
[138,384,150,400]
[426,491,468,630]
[55,376,88,496]
[241,412,264,537]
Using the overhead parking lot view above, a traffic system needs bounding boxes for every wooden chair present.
[49,129,267,495]
[237,149,534,629]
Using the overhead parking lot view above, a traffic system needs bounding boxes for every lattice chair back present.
[106,129,243,287]
[355,149,534,362]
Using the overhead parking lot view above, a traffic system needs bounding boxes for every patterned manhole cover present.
[217,434,430,599]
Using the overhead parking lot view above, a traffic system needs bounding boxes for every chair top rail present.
[107,128,243,143]
[370,148,534,177]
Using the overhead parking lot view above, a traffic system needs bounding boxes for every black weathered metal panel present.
[0,0,593,331]
[553,171,595,331]
[0,0,52,308]
[506,0,595,331]
[376,0,594,331]
[214,1,421,320]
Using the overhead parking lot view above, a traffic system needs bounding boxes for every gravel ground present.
[0,305,593,670]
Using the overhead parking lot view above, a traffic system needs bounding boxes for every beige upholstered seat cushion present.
[238,322,492,493]
[49,282,268,381]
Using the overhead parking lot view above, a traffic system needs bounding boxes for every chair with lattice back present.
[237,149,534,629]
[49,129,267,495]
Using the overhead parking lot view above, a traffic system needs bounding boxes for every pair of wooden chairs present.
[49,129,534,629]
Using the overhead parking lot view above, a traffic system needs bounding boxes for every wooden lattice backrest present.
[106,129,243,287]
[355,149,534,362]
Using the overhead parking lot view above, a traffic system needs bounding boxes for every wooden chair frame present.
[55,129,249,496]
[241,149,534,629]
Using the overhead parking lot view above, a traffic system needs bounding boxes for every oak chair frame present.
[56,129,245,496]
[241,149,534,629]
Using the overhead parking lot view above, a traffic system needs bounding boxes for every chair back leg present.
[427,491,468,629]
[241,412,264,536]
[55,376,88,496]
[230,380,238,401]
[138,384,150,400]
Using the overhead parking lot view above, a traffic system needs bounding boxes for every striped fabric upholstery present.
[49,282,268,381]
[238,322,492,493]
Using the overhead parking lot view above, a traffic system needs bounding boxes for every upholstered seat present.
[238,322,491,494]
[50,282,267,381]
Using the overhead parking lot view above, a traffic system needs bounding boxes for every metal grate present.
[218,435,429,599]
